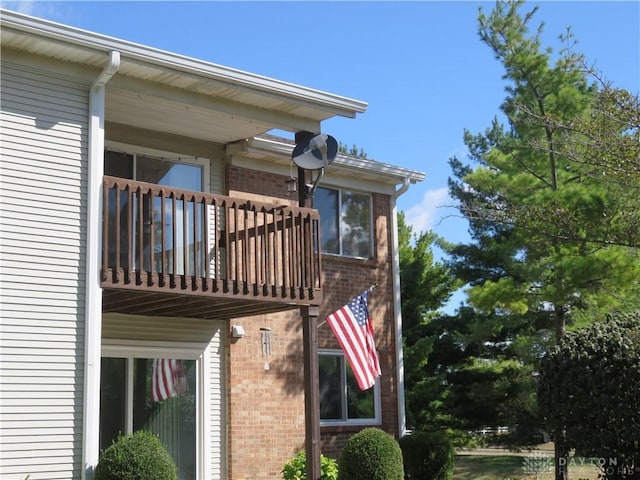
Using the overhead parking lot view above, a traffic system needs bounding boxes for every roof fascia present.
[241,136,426,185]
[0,9,368,119]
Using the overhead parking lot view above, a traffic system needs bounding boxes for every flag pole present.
[317,284,378,329]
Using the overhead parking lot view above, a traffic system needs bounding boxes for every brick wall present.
[318,191,399,459]
[227,164,298,205]
[227,310,307,479]
[226,164,400,476]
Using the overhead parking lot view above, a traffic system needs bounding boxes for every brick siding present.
[227,164,400,477]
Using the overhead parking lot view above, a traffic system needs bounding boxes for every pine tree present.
[447,1,640,475]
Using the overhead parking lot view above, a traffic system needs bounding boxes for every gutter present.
[82,50,120,480]
[242,136,426,185]
[391,178,411,438]
[0,9,367,119]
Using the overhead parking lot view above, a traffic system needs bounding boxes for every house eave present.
[0,9,368,123]
[228,136,426,187]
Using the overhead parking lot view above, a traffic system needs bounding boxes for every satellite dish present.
[292,134,338,170]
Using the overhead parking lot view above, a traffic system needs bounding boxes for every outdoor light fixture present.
[285,176,297,195]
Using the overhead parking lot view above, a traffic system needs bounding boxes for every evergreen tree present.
[399,1,640,461]
[397,214,458,431]
[444,0,639,472]
[452,0,640,338]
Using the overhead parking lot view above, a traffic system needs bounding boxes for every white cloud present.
[1,1,36,15]
[1,1,71,22]
[403,187,451,234]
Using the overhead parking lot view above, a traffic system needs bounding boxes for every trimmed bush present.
[95,430,177,480]
[338,428,403,480]
[399,430,455,480]
[538,312,640,479]
[281,451,338,480]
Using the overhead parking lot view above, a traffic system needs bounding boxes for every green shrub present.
[95,430,177,480]
[538,312,640,477]
[281,451,338,480]
[338,428,403,480]
[399,430,455,480]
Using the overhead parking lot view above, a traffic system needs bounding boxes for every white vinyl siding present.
[0,61,89,479]
[209,154,225,195]
[102,314,227,479]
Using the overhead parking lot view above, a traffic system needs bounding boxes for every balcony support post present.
[295,131,320,480]
[296,130,322,479]
[302,305,321,480]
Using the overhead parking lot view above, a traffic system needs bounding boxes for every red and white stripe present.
[326,296,381,390]
[151,358,179,402]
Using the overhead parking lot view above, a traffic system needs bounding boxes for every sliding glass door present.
[104,148,208,277]
[100,353,198,480]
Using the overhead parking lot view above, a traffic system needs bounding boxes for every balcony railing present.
[101,176,322,309]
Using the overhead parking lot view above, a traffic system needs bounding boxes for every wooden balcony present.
[101,176,322,319]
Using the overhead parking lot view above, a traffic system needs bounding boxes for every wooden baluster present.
[102,180,109,282]
[126,185,133,284]
[192,195,200,290]
[160,189,166,286]
[137,187,144,285]
[114,183,121,283]
[202,198,209,291]
[179,194,185,288]
[243,204,250,294]
[172,193,178,288]
[148,189,155,286]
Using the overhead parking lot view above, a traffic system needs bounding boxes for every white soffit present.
[228,136,426,187]
[0,9,368,129]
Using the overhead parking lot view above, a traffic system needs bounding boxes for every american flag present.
[151,359,188,402]
[326,291,381,390]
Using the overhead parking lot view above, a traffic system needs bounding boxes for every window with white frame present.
[104,143,209,192]
[315,187,373,258]
[100,343,204,480]
[319,349,381,425]
[103,144,211,277]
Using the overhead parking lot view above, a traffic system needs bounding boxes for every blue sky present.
[3,0,639,308]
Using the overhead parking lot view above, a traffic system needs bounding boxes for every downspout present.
[391,177,410,438]
[82,50,120,480]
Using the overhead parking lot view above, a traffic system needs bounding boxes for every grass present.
[453,455,600,480]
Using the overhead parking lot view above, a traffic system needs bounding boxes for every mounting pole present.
[302,305,321,480]
[296,130,322,480]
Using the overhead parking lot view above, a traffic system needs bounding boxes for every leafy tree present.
[538,312,640,479]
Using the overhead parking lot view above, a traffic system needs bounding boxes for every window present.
[104,145,210,276]
[315,187,372,258]
[319,349,381,425]
[100,344,204,480]
[104,146,208,192]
